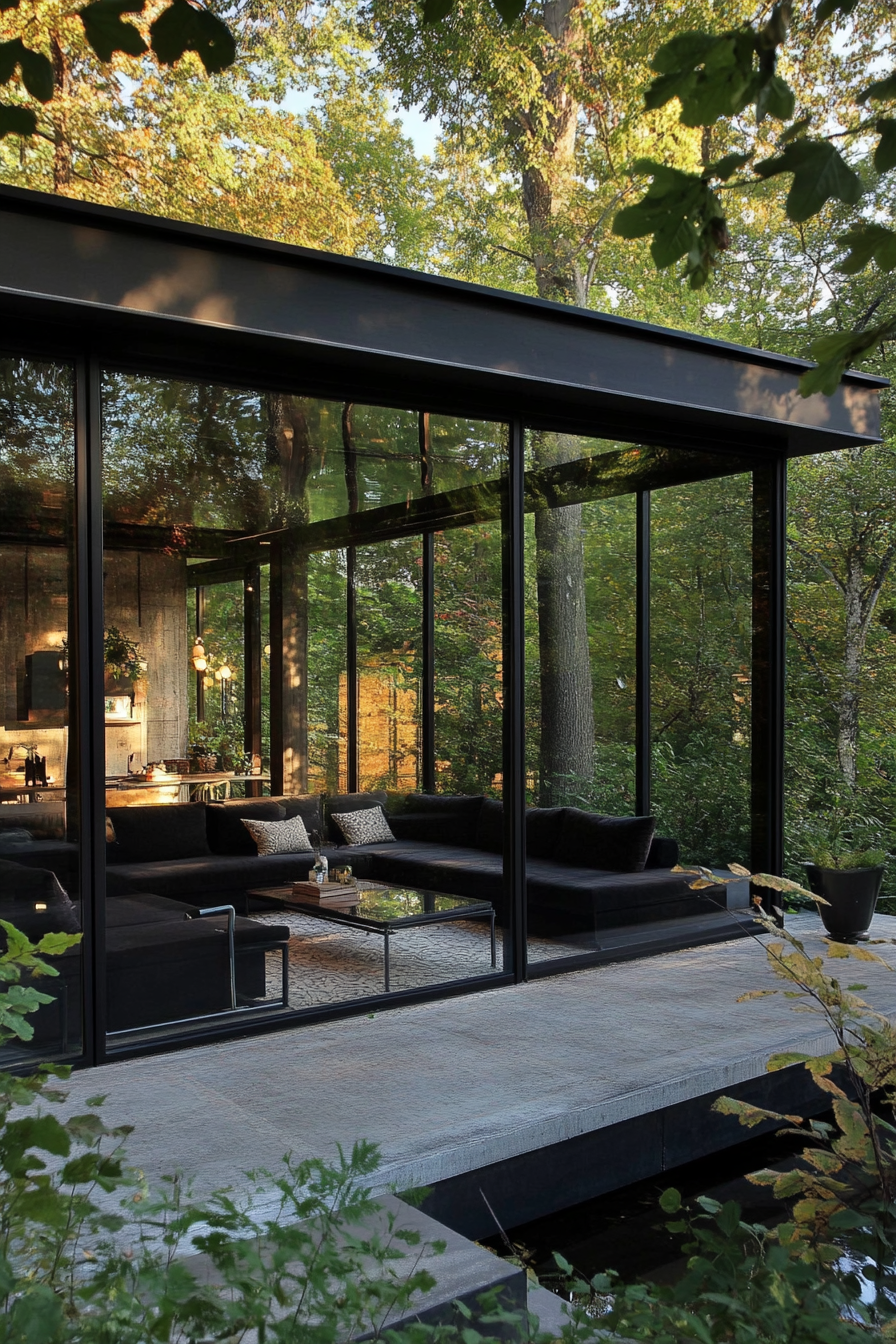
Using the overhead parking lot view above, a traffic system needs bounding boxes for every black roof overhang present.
[0,184,885,458]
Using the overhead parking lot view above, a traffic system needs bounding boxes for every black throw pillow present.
[106,803,210,864]
[475,799,504,854]
[400,794,484,846]
[206,801,286,855]
[280,794,324,838]
[525,807,566,859]
[557,809,657,873]
[0,860,80,938]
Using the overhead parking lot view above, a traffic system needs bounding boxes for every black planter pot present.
[802,863,885,943]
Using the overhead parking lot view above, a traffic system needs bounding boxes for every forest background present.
[0,0,894,885]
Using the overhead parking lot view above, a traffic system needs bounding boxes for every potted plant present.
[800,810,888,943]
[104,626,145,694]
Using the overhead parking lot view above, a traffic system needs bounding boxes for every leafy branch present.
[0,0,236,139]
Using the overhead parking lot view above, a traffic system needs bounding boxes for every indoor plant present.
[800,810,888,943]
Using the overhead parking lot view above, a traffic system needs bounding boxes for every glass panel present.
[356,537,421,794]
[433,521,503,797]
[525,431,755,968]
[0,357,82,1063]
[524,430,638,966]
[650,476,753,868]
[101,371,507,1044]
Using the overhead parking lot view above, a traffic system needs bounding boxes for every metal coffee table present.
[246,883,496,991]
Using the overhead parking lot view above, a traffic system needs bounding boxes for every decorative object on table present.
[310,836,329,885]
[800,809,888,943]
[163,758,191,775]
[332,864,354,885]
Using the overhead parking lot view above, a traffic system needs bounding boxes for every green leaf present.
[861,70,896,103]
[645,30,757,126]
[421,0,454,20]
[800,320,894,396]
[19,48,53,102]
[79,0,147,61]
[779,115,812,144]
[815,0,860,21]
[875,119,896,173]
[488,0,525,22]
[613,201,657,240]
[150,0,236,75]
[705,152,749,180]
[0,40,52,101]
[10,1285,64,1343]
[659,1187,682,1213]
[651,215,697,267]
[651,31,717,76]
[756,74,795,123]
[755,139,863,222]
[717,1199,742,1236]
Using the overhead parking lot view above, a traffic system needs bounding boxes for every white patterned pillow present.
[242,813,312,856]
[332,805,395,845]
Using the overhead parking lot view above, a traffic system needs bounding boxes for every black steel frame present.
[27,346,794,1065]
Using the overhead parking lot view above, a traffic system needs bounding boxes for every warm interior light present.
[34,902,47,912]
[191,637,207,672]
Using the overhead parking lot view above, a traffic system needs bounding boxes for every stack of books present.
[291,880,358,902]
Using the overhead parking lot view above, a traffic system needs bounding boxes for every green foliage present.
[0,0,236,143]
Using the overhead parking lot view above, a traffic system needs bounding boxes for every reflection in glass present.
[0,358,81,1062]
[650,475,753,867]
[99,372,507,1038]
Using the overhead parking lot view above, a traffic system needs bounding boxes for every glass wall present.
[99,373,508,1045]
[650,475,753,869]
[524,432,756,966]
[0,358,82,1062]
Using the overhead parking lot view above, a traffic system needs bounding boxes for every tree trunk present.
[50,37,73,194]
[531,432,594,805]
[522,0,594,805]
[266,394,314,793]
[837,562,864,789]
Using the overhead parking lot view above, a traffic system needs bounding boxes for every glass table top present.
[293,884,489,924]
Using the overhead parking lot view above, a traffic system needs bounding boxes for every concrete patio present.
[59,912,896,1227]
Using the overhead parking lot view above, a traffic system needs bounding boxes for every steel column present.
[72,356,106,1063]
[505,418,526,980]
[750,460,787,906]
[635,489,651,817]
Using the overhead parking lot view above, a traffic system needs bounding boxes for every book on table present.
[291,880,358,902]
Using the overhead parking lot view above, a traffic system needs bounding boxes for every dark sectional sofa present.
[96,790,703,935]
[0,790,715,1049]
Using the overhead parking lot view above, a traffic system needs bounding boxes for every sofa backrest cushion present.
[0,860,81,937]
[475,798,503,854]
[331,806,395,846]
[242,813,313,855]
[645,836,680,869]
[280,795,324,839]
[323,792,387,845]
[526,807,566,859]
[107,803,210,865]
[206,800,286,855]
[558,809,657,873]
[397,794,484,847]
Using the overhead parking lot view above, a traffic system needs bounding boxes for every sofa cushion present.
[107,803,210,864]
[0,860,81,937]
[397,794,484,846]
[475,798,503,855]
[206,800,286,855]
[279,795,324,838]
[646,836,680,869]
[332,806,395,846]
[557,809,656,873]
[242,814,313,856]
[323,792,387,844]
[526,807,566,859]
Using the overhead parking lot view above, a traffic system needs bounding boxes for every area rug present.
[253,910,569,1008]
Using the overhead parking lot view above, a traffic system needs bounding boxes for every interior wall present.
[103,551,188,768]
